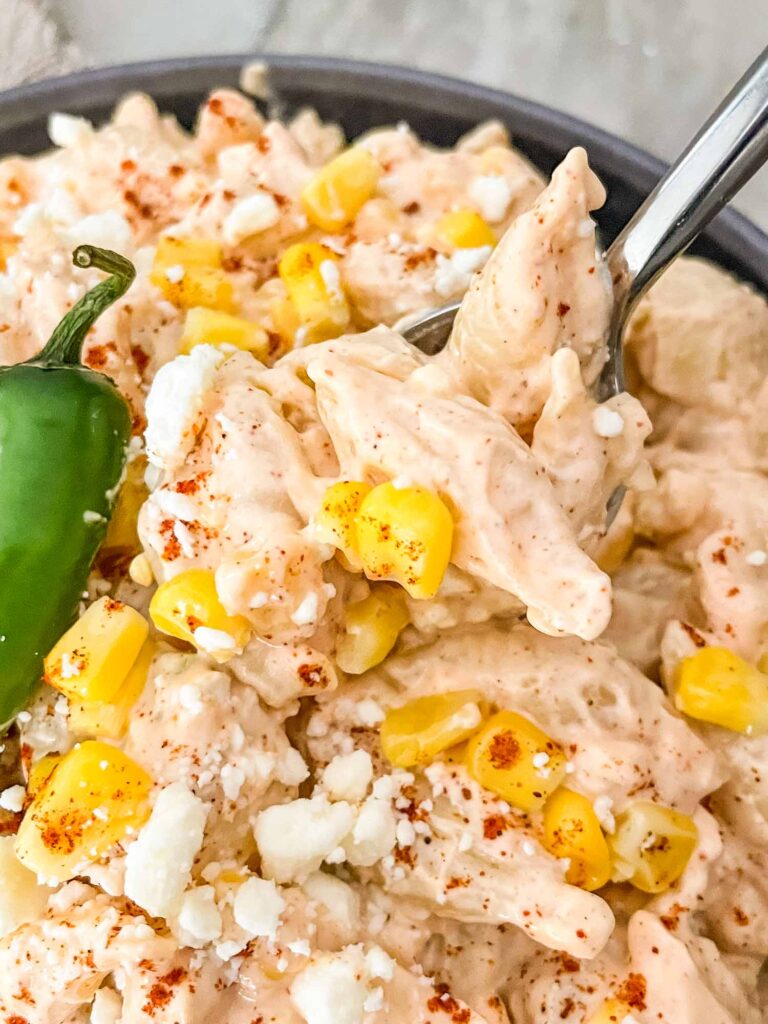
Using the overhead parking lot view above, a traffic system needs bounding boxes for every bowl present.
[0,54,766,293]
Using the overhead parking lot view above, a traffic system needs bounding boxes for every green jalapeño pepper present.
[0,245,136,726]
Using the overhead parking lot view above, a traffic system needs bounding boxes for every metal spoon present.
[403,47,768,522]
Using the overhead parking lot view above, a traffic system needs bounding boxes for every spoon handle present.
[604,46,768,393]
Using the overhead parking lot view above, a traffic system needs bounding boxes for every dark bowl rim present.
[0,52,766,259]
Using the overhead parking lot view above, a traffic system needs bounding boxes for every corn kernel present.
[69,641,155,740]
[381,690,487,768]
[584,1000,633,1024]
[129,553,155,588]
[336,586,409,675]
[150,236,234,312]
[180,306,270,357]
[673,646,768,735]
[278,242,351,344]
[15,741,152,882]
[542,788,611,891]
[149,569,251,661]
[301,147,381,232]
[102,456,148,557]
[26,754,61,800]
[315,480,371,565]
[355,482,453,600]
[434,209,496,250]
[465,711,567,812]
[44,597,149,704]
[608,800,698,894]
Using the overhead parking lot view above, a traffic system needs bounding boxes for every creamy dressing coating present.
[0,86,766,1024]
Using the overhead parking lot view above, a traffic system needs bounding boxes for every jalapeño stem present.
[39,245,136,366]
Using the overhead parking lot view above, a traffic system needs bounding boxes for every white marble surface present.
[4,0,767,228]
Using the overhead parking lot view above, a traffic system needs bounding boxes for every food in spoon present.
[0,88,764,1024]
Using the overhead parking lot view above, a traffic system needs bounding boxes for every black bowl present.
[1,54,766,292]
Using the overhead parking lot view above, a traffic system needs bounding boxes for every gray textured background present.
[3,0,767,229]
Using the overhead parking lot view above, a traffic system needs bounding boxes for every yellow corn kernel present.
[15,741,152,882]
[608,800,698,894]
[673,646,768,735]
[336,586,409,675]
[315,480,371,564]
[180,306,270,357]
[149,569,251,661]
[102,456,148,556]
[465,711,567,812]
[542,788,611,891]
[44,597,149,704]
[380,690,487,768]
[150,236,234,311]
[68,641,155,740]
[585,1000,633,1024]
[301,147,381,232]
[27,754,61,799]
[269,293,302,346]
[355,482,453,600]
[434,209,496,250]
[278,242,351,344]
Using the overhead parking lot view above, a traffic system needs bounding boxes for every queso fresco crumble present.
[0,85,766,1024]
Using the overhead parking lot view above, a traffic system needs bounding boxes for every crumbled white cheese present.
[83,510,106,524]
[152,489,198,524]
[276,747,311,786]
[13,202,45,237]
[220,763,246,801]
[194,626,239,657]
[363,987,385,1012]
[343,796,397,868]
[216,938,247,962]
[90,987,123,1024]
[592,406,625,438]
[522,839,536,856]
[234,876,286,939]
[61,211,133,253]
[291,592,320,627]
[177,885,223,947]
[322,750,374,803]
[145,345,225,472]
[0,786,25,813]
[468,174,512,223]
[396,819,416,848]
[48,111,93,148]
[746,549,767,566]
[593,794,616,833]
[434,246,492,298]
[223,192,280,245]
[355,698,385,727]
[254,795,356,883]
[365,945,395,981]
[178,683,204,715]
[302,871,360,933]
[124,782,208,917]
[288,939,311,957]
[290,949,369,1024]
